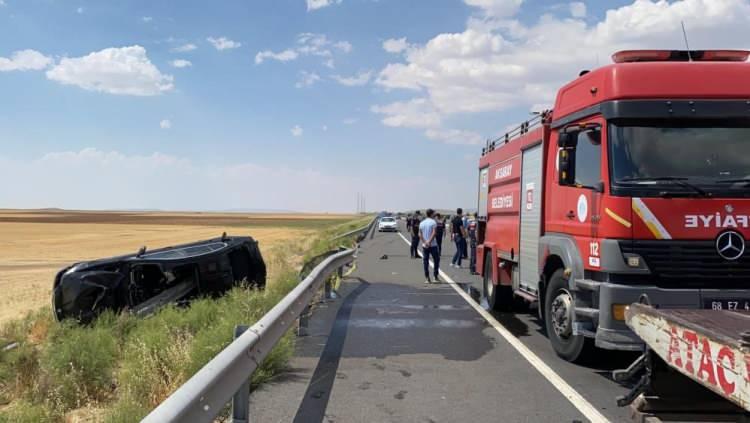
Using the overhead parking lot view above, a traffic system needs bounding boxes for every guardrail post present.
[298,303,310,336]
[324,276,333,300]
[232,325,251,423]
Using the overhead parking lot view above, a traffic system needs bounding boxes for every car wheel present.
[544,269,594,363]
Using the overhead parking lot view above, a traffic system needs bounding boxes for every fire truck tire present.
[483,254,511,311]
[483,258,498,310]
[544,269,594,363]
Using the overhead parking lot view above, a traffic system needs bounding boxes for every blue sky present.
[0,0,747,212]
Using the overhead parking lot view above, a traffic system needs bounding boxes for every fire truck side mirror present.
[558,148,575,185]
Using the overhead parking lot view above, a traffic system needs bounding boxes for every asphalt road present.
[249,223,638,422]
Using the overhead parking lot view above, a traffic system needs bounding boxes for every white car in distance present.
[378,217,398,232]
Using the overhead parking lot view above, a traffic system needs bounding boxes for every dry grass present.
[0,213,370,423]
[0,209,354,324]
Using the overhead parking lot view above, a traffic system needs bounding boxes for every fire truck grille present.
[619,240,750,287]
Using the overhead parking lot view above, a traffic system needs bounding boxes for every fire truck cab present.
[477,50,750,362]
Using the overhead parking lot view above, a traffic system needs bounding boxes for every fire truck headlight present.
[612,304,627,321]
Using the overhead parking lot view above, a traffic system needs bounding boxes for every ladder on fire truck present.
[481,111,551,157]
[616,302,750,422]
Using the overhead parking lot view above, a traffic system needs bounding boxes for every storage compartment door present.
[477,166,489,219]
[519,144,543,293]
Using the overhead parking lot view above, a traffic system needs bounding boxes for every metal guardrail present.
[330,216,378,241]
[142,248,356,423]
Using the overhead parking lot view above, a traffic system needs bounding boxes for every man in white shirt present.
[419,208,441,284]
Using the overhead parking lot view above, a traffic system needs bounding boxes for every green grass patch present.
[0,216,371,422]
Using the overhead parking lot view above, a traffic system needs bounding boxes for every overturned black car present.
[53,234,266,323]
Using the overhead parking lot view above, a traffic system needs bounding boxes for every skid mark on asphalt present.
[397,232,610,423]
[292,279,370,423]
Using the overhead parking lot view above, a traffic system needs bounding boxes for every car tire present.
[544,269,595,363]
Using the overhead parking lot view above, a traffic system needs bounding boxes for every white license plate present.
[703,299,750,311]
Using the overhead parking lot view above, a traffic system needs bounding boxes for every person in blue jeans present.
[419,208,440,284]
[450,208,467,268]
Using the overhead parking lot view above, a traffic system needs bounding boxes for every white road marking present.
[397,231,609,423]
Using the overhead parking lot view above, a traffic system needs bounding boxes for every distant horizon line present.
[0,207,372,215]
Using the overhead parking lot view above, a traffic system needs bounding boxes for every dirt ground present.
[0,209,353,324]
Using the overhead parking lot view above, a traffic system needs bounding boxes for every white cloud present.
[334,41,352,53]
[342,118,358,125]
[425,128,484,145]
[570,2,586,18]
[332,70,372,87]
[371,98,482,145]
[383,38,410,54]
[256,33,351,67]
[46,45,174,96]
[141,16,153,22]
[160,119,171,129]
[464,0,524,17]
[371,98,441,129]
[296,33,334,57]
[295,70,321,88]
[0,49,53,72]
[0,1,7,6]
[172,43,197,53]
[322,125,328,131]
[254,49,299,64]
[530,103,552,113]
[76,7,84,14]
[377,0,750,124]
[291,125,303,137]
[307,0,342,11]
[207,36,241,51]
[170,59,192,68]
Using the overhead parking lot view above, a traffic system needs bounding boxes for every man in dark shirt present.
[450,208,467,268]
[410,211,421,259]
[435,213,445,255]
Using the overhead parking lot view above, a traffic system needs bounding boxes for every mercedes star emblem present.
[725,204,734,213]
[716,231,745,261]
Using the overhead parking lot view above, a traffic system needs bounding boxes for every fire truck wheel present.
[483,255,511,311]
[544,269,594,363]
[483,257,499,310]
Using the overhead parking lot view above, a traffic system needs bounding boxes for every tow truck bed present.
[619,303,750,422]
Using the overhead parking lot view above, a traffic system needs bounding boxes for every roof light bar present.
[612,50,750,63]
[612,50,672,63]
[700,50,750,62]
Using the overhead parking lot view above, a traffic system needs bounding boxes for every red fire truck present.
[476,49,750,363]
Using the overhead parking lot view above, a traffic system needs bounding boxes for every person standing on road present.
[468,213,479,275]
[462,212,470,260]
[434,213,445,256]
[419,209,440,284]
[450,208,467,268]
[410,211,421,259]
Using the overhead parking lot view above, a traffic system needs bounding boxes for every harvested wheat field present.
[0,209,354,324]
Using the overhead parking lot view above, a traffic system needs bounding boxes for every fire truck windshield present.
[609,120,750,197]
